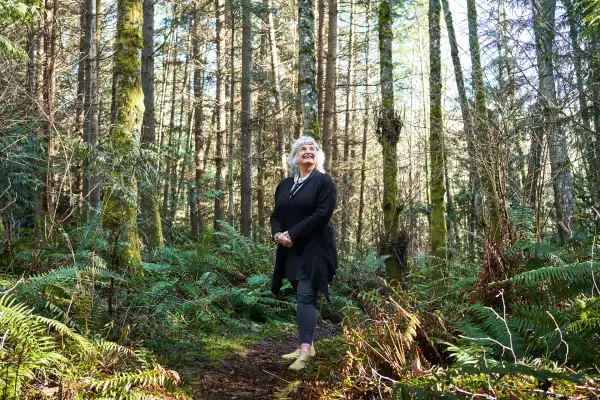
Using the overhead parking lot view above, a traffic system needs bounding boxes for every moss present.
[103,0,144,271]
[429,0,447,260]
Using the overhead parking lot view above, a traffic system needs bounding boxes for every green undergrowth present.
[283,207,600,399]
[0,220,382,399]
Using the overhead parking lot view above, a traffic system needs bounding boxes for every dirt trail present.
[190,322,340,400]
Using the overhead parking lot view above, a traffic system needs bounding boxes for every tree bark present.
[75,10,87,214]
[441,0,475,252]
[378,0,403,280]
[341,0,355,254]
[429,0,446,259]
[532,0,574,244]
[42,0,58,215]
[227,11,236,225]
[104,0,144,270]
[162,29,180,240]
[356,4,371,249]
[266,0,286,179]
[168,37,191,238]
[467,0,500,243]
[322,0,337,169]
[214,0,228,229]
[240,0,253,237]
[139,0,164,248]
[83,0,101,221]
[298,0,320,140]
[192,15,206,239]
[317,0,325,127]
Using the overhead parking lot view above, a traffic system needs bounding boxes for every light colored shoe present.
[281,345,315,360]
[288,354,310,371]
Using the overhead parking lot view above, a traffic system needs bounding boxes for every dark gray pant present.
[291,277,317,344]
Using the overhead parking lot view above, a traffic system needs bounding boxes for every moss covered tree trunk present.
[429,0,446,260]
[322,0,337,169]
[298,0,320,140]
[532,0,574,244]
[317,0,325,127]
[378,0,403,281]
[104,0,144,270]
[139,0,164,248]
[441,0,475,252]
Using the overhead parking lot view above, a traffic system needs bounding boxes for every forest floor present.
[172,321,342,400]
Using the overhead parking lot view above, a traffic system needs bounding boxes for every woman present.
[270,135,338,371]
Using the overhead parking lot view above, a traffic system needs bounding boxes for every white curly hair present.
[287,135,326,177]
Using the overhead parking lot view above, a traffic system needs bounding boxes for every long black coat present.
[270,170,338,300]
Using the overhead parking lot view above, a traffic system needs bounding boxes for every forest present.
[1,0,600,396]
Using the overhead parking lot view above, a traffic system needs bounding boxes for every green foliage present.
[0,294,179,399]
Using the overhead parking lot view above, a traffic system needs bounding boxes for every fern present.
[507,262,600,288]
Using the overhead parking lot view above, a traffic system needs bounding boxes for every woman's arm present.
[287,176,336,242]
[269,182,283,239]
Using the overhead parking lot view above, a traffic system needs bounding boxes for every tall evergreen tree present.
[214,0,228,229]
[322,0,337,170]
[377,0,403,280]
[532,0,574,244]
[298,0,320,140]
[139,0,164,248]
[429,0,446,259]
[104,0,144,269]
[240,0,253,237]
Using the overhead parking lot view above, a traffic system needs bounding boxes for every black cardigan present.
[269,170,338,300]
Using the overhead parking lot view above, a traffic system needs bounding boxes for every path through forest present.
[183,322,341,399]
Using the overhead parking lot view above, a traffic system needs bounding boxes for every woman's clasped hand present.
[277,231,294,247]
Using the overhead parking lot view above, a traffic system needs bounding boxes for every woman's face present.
[296,143,317,170]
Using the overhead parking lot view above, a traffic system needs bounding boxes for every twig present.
[546,310,569,365]
[454,387,496,399]
[261,369,291,384]
[0,277,24,295]
[486,290,517,362]
[0,330,9,351]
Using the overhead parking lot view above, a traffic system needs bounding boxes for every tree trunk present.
[378,0,403,280]
[227,11,236,225]
[162,29,180,240]
[592,38,600,206]
[441,0,475,252]
[317,0,325,127]
[168,37,191,237]
[42,0,58,215]
[240,0,253,238]
[213,0,228,229]
[192,15,206,239]
[341,0,355,254]
[298,0,320,140]
[467,0,500,243]
[356,4,371,249]
[83,0,100,222]
[266,0,286,179]
[75,10,87,215]
[564,0,593,179]
[322,0,337,169]
[532,0,574,244]
[139,0,164,248]
[429,0,446,259]
[104,0,144,270]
